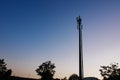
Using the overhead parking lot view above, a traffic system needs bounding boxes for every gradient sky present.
[0,0,120,79]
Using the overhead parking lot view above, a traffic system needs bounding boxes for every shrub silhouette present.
[68,74,79,80]
[36,61,55,80]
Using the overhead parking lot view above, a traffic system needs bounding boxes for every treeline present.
[1,59,120,80]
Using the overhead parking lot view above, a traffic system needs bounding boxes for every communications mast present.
[76,16,84,80]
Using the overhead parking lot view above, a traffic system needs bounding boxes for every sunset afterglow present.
[0,0,120,79]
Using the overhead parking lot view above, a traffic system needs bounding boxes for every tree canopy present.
[36,61,55,80]
[0,59,7,76]
[99,63,120,80]
[0,59,12,79]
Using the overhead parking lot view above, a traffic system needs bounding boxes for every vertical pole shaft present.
[77,16,83,80]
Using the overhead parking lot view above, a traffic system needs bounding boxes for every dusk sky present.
[0,0,120,79]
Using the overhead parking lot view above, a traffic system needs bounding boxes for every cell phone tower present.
[76,16,84,80]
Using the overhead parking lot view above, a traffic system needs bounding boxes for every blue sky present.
[0,0,120,79]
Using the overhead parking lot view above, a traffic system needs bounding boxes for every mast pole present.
[76,16,84,80]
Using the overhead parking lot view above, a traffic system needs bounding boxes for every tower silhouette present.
[76,16,84,80]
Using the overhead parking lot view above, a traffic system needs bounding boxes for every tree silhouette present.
[0,59,7,77]
[36,61,56,80]
[0,59,12,79]
[99,63,120,80]
[68,74,79,80]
